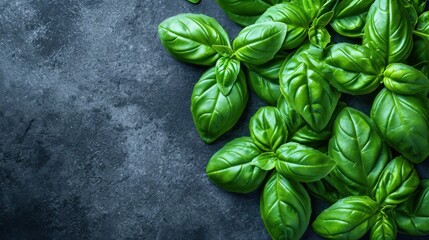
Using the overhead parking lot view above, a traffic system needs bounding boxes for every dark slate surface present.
[0,1,428,239]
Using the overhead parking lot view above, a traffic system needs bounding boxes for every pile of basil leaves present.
[158,0,429,239]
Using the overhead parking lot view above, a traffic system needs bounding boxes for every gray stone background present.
[0,0,428,239]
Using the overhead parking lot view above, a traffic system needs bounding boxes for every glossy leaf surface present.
[250,152,277,171]
[215,57,241,96]
[370,212,397,240]
[306,176,342,204]
[191,67,248,144]
[206,137,267,193]
[308,26,331,49]
[383,63,429,95]
[330,0,374,37]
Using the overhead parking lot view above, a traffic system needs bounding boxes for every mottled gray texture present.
[0,1,428,240]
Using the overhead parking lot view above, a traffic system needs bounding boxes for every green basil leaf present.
[233,22,287,65]
[374,156,420,206]
[414,11,429,41]
[370,88,429,163]
[395,180,429,236]
[290,0,324,20]
[191,67,248,144]
[206,137,267,193]
[306,176,343,204]
[408,37,429,78]
[158,14,230,66]
[308,25,331,49]
[212,45,234,57]
[280,47,341,131]
[329,107,390,196]
[322,43,386,95]
[261,171,311,240]
[330,0,374,37]
[410,0,427,15]
[250,152,277,171]
[256,3,311,49]
[215,0,276,16]
[276,142,337,182]
[403,0,419,27]
[249,106,288,152]
[224,10,260,26]
[363,0,413,64]
[314,10,335,27]
[370,211,397,240]
[215,57,241,96]
[277,95,306,134]
[312,196,380,240]
[187,0,200,4]
[316,0,339,18]
[383,63,429,95]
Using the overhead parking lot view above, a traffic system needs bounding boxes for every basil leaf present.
[261,171,311,240]
[250,152,277,171]
[233,22,287,65]
[395,180,429,236]
[370,212,397,240]
[215,57,241,96]
[374,156,420,206]
[408,37,429,78]
[312,196,380,239]
[158,14,230,66]
[249,106,288,152]
[212,45,234,57]
[314,10,335,27]
[276,142,337,182]
[206,137,267,193]
[329,107,390,197]
[306,176,343,204]
[370,88,429,163]
[224,10,260,26]
[247,53,286,105]
[330,0,374,38]
[256,3,311,50]
[215,0,275,16]
[191,67,248,144]
[322,43,385,95]
[308,25,331,49]
[409,0,427,15]
[280,47,341,131]
[276,95,306,134]
[290,0,324,20]
[187,0,200,4]
[414,11,429,41]
[383,63,429,95]
[363,0,413,64]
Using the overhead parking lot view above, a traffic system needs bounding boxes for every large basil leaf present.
[370,88,429,163]
[260,171,311,240]
[306,176,342,204]
[233,22,287,65]
[370,212,397,240]
[330,0,374,37]
[322,43,386,95]
[206,137,267,193]
[280,47,341,131]
[329,107,390,197]
[215,0,276,16]
[215,57,241,96]
[363,0,413,64]
[191,67,248,144]
[374,156,420,206]
[247,53,286,105]
[256,3,311,49]
[249,106,288,152]
[312,196,380,240]
[395,180,429,235]
[383,63,429,95]
[276,142,337,182]
[415,11,429,41]
[158,14,230,66]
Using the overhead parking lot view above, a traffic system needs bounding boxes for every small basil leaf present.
[215,0,274,16]
[212,45,234,57]
[249,106,288,152]
[256,3,311,49]
[280,47,341,131]
[363,0,413,64]
[215,57,241,96]
[250,152,277,171]
[322,43,385,95]
[370,212,397,240]
[206,137,267,193]
[187,0,200,3]
[383,63,429,95]
[312,196,380,239]
[191,67,248,144]
[330,0,374,37]
[233,22,287,65]
[371,88,429,163]
[261,171,311,240]
[158,14,230,66]
[276,142,337,182]
[306,176,343,204]
[316,0,339,18]
[375,156,420,206]
[395,180,429,236]
[329,107,390,197]
[314,10,335,27]
[414,11,429,41]
[308,25,331,49]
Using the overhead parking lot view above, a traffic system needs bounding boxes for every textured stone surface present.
[0,1,428,240]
